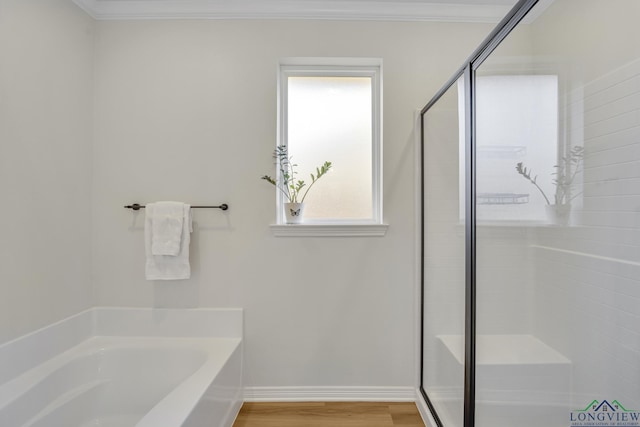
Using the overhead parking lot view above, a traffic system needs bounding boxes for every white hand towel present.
[145,203,193,280]
[151,201,185,256]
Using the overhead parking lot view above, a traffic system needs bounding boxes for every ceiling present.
[72,0,522,22]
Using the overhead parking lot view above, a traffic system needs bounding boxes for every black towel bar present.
[124,203,228,211]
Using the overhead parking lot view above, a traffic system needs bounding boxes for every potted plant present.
[515,145,584,225]
[261,145,332,224]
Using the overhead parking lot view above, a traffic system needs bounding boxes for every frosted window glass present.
[287,76,373,220]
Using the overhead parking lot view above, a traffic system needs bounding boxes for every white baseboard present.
[243,386,416,402]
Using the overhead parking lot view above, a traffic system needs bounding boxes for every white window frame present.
[271,57,387,237]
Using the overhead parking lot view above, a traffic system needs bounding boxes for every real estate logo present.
[570,400,640,426]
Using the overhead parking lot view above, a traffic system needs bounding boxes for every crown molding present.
[72,0,512,23]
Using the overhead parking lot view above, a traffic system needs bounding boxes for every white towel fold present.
[145,202,192,280]
[151,201,185,256]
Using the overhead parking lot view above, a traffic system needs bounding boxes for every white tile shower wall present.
[533,51,640,407]
[476,227,533,335]
[533,245,640,407]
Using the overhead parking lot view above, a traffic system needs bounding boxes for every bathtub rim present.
[1,336,241,427]
[0,307,243,427]
[0,307,243,386]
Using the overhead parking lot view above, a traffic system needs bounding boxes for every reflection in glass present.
[474,1,640,426]
[421,2,640,426]
[473,75,559,223]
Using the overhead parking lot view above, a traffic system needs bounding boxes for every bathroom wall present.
[529,0,640,406]
[0,0,94,343]
[91,19,494,391]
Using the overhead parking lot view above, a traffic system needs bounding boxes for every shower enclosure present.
[420,1,640,426]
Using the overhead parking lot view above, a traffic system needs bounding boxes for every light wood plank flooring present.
[233,402,426,427]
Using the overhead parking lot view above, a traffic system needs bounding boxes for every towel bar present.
[124,203,228,211]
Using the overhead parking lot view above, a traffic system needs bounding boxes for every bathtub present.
[0,308,243,427]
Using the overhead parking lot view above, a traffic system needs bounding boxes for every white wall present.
[91,19,493,390]
[0,0,94,343]
[0,1,498,393]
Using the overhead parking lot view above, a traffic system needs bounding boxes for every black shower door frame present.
[418,1,541,426]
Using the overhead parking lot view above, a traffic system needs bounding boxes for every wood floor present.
[233,402,426,427]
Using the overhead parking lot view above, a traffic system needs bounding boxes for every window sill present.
[270,223,389,237]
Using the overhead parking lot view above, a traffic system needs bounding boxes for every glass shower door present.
[421,76,466,427]
[473,65,571,426]
[473,1,640,426]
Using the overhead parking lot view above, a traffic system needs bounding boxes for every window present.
[273,58,385,236]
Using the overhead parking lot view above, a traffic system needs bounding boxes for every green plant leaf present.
[262,144,333,204]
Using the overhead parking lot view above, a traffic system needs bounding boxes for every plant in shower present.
[261,145,332,203]
[515,145,584,205]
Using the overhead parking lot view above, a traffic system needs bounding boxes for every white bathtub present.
[0,308,243,427]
